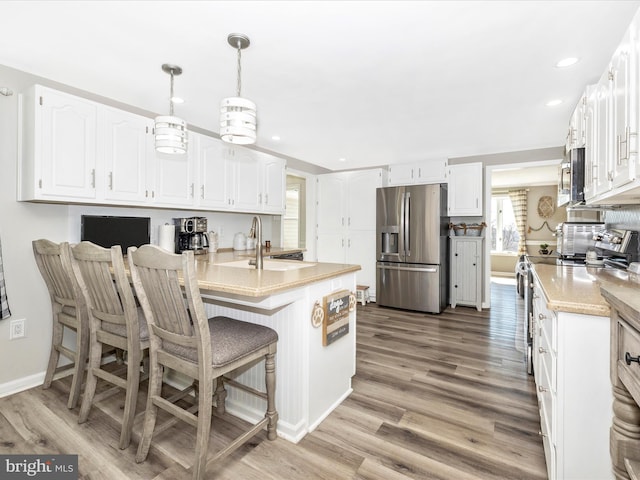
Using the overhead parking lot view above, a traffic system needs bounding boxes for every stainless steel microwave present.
[558,147,585,206]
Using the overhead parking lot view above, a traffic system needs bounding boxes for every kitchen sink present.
[219,259,316,271]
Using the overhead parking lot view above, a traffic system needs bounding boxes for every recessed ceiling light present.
[339,157,347,162]
[271,135,281,141]
[171,96,184,104]
[546,99,563,107]
[556,57,579,68]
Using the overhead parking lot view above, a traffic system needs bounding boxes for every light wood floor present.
[0,282,547,479]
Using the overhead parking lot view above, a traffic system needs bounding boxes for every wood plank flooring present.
[0,281,547,479]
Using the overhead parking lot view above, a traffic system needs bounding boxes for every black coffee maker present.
[174,217,209,255]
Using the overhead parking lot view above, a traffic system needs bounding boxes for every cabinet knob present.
[538,313,546,320]
[625,352,640,366]
[538,431,547,438]
[454,285,458,288]
[538,347,547,354]
[538,385,548,393]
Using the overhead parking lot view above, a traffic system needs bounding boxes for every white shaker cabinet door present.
[261,156,286,214]
[448,163,483,216]
[196,133,230,209]
[610,27,637,189]
[233,148,261,212]
[102,107,152,203]
[152,139,196,207]
[30,86,99,200]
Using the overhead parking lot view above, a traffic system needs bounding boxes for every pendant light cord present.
[236,41,242,97]
[169,70,175,116]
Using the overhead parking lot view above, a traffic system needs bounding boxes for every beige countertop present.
[531,263,639,317]
[192,249,360,297]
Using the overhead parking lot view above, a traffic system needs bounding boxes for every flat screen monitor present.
[81,215,150,252]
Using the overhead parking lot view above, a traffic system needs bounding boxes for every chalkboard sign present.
[322,289,351,346]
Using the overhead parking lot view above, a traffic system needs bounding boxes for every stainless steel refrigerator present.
[376,184,449,313]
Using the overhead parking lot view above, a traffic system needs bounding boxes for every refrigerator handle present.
[404,192,411,256]
[399,192,406,257]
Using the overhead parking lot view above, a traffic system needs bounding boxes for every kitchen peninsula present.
[188,250,360,443]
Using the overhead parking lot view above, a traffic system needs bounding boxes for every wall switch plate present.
[9,318,25,340]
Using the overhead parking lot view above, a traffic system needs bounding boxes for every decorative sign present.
[322,289,351,346]
[311,301,324,328]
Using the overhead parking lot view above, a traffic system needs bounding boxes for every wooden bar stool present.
[32,239,89,409]
[69,241,150,450]
[128,245,278,480]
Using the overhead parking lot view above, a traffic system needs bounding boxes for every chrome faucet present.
[250,216,263,270]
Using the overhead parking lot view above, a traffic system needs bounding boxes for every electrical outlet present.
[9,318,25,340]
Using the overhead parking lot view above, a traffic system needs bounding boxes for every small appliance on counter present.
[555,221,604,260]
[233,232,247,251]
[594,228,639,269]
[174,217,209,255]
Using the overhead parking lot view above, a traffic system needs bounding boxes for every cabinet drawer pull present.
[538,385,548,393]
[538,430,547,438]
[533,293,539,299]
[538,313,546,320]
[538,347,547,354]
[625,352,640,365]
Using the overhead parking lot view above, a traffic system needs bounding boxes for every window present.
[283,175,306,249]
[490,194,519,253]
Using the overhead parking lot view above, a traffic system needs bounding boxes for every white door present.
[233,148,261,212]
[39,87,98,199]
[153,135,195,207]
[262,156,286,214]
[317,173,347,232]
[611,30,637,189]
[346,170,381,231]
[103,107,150,203]
[196,133,230,209]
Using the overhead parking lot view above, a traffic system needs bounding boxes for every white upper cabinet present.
[584,11,640,205]
[388,158,447,186]
[19,85,287,213]
[232,147,262,211]
[260,154,286,214]
[610,24,637,190]
[151,136,196,207]
[447,162,483,216]
[566,92,588,151]
[194,136,285,214]
[20,85,98,201]
[102,107,153,204]
[195,132,230,209]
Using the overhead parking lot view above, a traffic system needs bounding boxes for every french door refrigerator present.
[376,184,449,313]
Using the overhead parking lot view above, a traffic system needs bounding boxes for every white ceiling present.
[1,1,639,171]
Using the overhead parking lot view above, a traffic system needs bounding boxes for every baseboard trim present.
[0,372,45,398]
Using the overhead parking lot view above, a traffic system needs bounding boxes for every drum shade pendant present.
[155,64,188,154]
[220,33,257,145]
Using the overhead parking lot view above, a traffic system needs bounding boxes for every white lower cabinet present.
[449,236,482,311]
[531,275,613,480]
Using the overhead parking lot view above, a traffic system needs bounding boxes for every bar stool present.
[32,239,89,409]
[69,241,150,449]
[128,245,278,480]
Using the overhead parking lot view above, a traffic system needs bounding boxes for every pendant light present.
[220,33,257,145]
[155,64,188,154]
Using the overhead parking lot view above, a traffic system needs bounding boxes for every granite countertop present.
[531,263,639,317]
[192,248,360,297]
